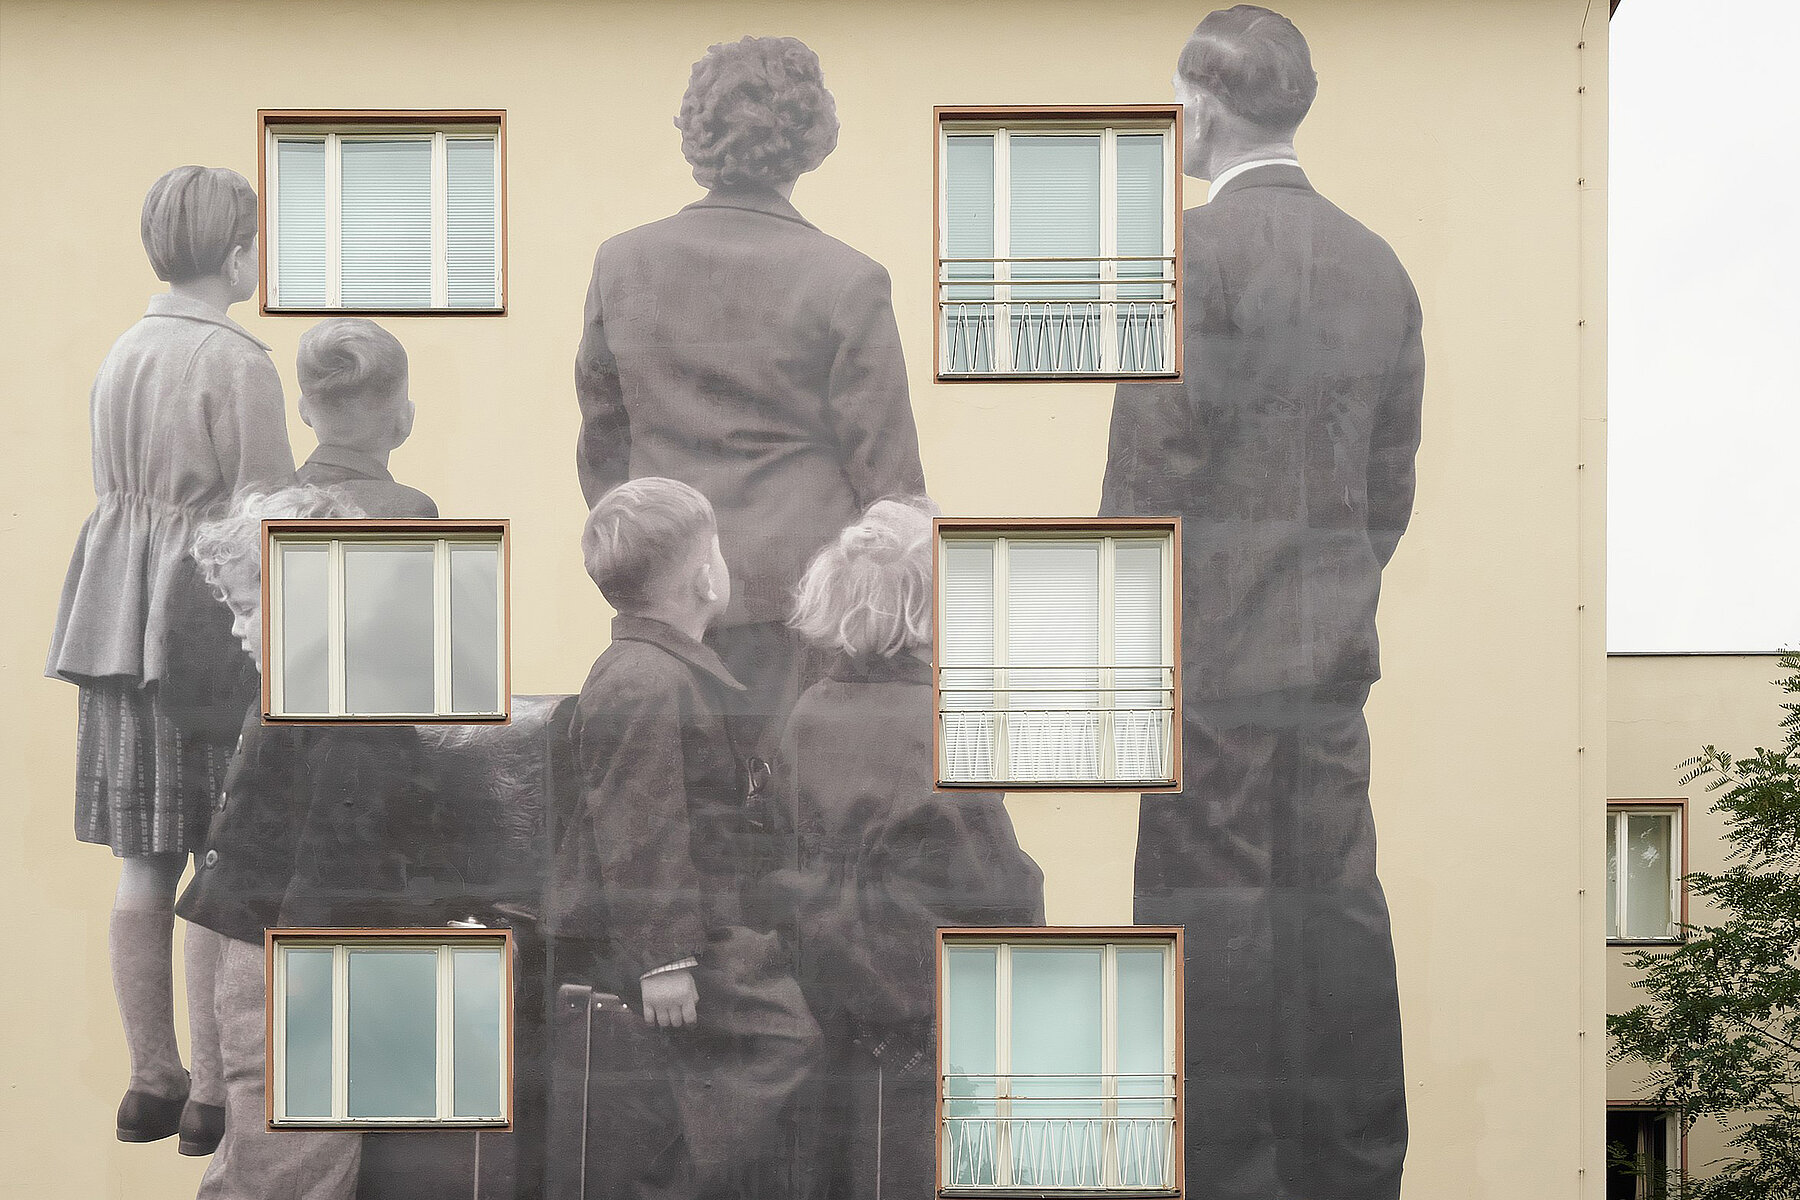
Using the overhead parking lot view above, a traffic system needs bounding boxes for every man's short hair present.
[582,478,717,614]
[297,318,409,411]
[140,166,258,284]
[1177,5,1317,133]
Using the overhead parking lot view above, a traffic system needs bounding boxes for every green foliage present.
[1608,653,1800,1200]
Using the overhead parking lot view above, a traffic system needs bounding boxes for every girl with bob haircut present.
[768,497,1045,1200]
[45,164,295,1151]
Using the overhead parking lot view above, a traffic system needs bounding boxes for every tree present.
[1608,653,1800,1200]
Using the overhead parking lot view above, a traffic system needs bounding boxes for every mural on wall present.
[1101,8,1423,1200]
[45,9,1420,1200]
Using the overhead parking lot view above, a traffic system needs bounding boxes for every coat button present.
[203,849,219,868]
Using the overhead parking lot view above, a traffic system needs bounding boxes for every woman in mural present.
[767,497,1045,1200]
[45,165,295,1152]
[575,34,926,749]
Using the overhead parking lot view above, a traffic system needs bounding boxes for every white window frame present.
[935,520,1180,791]
[268,929,513,1129]
[262,112,505,312]
[935,106,1181,380]
[263,520,510,723]
[938,929,1184,1197]
[1606,802,1684,943]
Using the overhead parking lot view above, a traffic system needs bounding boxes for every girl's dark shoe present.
[177,1100,226,1156]
[116,1087,187,1143]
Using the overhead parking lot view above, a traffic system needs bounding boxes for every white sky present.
[1608,0,1800,651]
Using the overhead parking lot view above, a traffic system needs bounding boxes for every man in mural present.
[1100,7,1423,1200]
[575,35,926,753]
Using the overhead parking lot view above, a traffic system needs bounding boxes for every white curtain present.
[340,137,433,309]
[446,136,498,308]
[1006,541,1100,781]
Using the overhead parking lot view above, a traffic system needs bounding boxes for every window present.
[1606,803,1683,942]
[939,930,1182,1196]
[268,930,512,1128]
[936,520,1179,790]
[264,520,509,722]
[936,107,1180,380]
[1605,1108,1679,1200]
[261,111,504,313]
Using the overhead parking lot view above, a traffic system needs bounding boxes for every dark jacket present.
[574,187,927,626]
[1100,165,1425,699]
[177,708,461,944]
[297,443,439,519]
[771,654,1045,1033]
[546,616,766,980]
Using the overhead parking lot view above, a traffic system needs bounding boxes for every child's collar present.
[609,615,747,692]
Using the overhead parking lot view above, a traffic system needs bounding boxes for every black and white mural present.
[46,10,1419,1200]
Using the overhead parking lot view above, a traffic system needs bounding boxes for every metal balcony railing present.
[939,256,1177,377]
[938,665,1176,785]
[942,1073,1179,1193]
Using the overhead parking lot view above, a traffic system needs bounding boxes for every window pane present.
[1010,946,1104,1187]
[452,948,504,1118]
[940,540,996,782]
[275,139,327,308]
[1006,541,1100,781]
[1010,135,1101,372]
[1113,539,1169,781]
[343,544,436,715]
[944,946,999,1187]
[340,138,433,309]
[449,544,499,713]
[446,137,498,308]
[1116,946,1173,1187]
[347,949,438,1119]
[944,134,996,372]
[1116,133,1170,372]
[282,948,334,1119]
[1606,814,1620,939]
[279,544,330,714]
[1624,813,1674,938]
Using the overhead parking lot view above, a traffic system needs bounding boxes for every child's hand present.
[640,969,699,1028]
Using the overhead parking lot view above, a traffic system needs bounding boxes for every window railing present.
[938,664,1176,785]
[942,1073,1179,1193]
[940,255,1177,377]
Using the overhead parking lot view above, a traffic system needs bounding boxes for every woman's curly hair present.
[676,36,839,190]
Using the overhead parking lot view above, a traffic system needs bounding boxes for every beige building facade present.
[1,1,1610,1196]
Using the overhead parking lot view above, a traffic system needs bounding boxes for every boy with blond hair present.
[549,476,818,1198]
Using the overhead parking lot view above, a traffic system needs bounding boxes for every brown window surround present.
[933,517,1182,793]
[1607,798,1689,945]
[260,519,512,726]
[936,927,1186,1199]
[933,104,1183,384]
[265,927,515,1131]
[257,109,508,316]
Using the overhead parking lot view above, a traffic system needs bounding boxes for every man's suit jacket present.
[575,187,926,627]
[1101,165,1425,700]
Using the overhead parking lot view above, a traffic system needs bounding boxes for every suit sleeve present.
[1366,276,1425,568]
[1099,222,1222,517]
[202,337,296,495]
[575,246,632,508]
[583,682,708,978]
[824,259,927,506]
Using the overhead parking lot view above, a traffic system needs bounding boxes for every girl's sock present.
[110,908,188,1098]
[184,923,226,1107]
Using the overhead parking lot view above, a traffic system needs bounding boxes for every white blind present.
[1112,539,1166,780]
[941,540,996,782]
[1009,135,1100,301]
[275,138,327,307]
[340,138,433,309]
[446,136,498,308]
[1006,541,1101,781]
[1115,134,1164,299]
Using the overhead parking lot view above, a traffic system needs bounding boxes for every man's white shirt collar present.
[1207,158,1302,202]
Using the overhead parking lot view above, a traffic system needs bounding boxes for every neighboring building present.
[1605,652,1790,1196]
[0,2,1610,1198]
